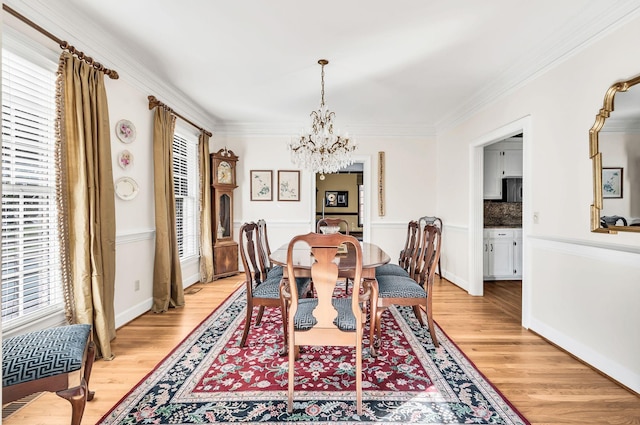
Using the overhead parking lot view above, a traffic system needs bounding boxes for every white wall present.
[215,133,437,260]
[106,78,156,326]
[437,15,640,392]
[107,78,203,327]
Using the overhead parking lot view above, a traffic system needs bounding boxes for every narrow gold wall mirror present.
[590,74,640,233]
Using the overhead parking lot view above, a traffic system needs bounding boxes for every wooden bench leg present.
[84,340,96,401]
[56,378,88,425]
[54,339,96,425]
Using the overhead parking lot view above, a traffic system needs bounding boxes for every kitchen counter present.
[484,200,522,228]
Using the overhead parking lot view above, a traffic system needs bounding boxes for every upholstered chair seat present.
[375,263,411,278]
[376,274,426,298]
[252,275,308,299]
[266,264,284,279]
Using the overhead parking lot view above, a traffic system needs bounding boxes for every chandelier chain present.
[320,62,325,108]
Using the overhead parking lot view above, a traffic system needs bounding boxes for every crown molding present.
[437,1,640,134]
[4,0,220,133]
[213,121,436,138]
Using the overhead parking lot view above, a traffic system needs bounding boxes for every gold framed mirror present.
[590,74,640,233]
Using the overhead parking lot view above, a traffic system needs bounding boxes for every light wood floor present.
[4,276,639,424]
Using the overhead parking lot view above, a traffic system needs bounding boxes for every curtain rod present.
[2,4,119,79]
[148,96,213,137]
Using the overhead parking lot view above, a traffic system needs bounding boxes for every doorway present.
[469,117,531,328]
[310,155,371,242]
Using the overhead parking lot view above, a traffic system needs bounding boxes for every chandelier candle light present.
[288,59,357,179]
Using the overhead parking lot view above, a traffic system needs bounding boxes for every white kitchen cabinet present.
[483,228,523,280]
[483,149,503,199]
[513,231,523,278]
[483,139,523,199]
[503,148,523,177]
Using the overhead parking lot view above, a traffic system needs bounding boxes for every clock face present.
[217,161,232,184]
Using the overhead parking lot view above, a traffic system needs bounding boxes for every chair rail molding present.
[116,228,155,245]
[529,235,640,267]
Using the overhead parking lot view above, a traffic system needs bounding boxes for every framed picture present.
[250,170,272,201]
[325,190,348,207]
[602,167,623,198]
[278,170,300,201]
[325,191,338,207]
[337,191,348,207]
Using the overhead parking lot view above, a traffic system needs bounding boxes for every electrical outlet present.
[134,280,140,291]
[533,212,539,224]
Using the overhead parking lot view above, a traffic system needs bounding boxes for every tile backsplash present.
[484,201,522,227]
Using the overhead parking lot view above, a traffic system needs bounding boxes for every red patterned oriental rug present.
[98,286,529,424]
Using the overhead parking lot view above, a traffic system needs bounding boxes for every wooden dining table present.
[269,241,391,280]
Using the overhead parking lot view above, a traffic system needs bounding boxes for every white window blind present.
[2,45,63,329]
[172,131,199,260]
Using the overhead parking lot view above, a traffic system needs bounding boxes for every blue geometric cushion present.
[2,324,91,387]
[375,263,410,278]
[253,276,310,299]
[252,277,282,298]
[293,297,357,332]
[376,275,426,298]
[267,265,284,279]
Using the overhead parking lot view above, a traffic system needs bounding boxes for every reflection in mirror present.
[590,74,640,233]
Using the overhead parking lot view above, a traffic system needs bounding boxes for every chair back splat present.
[418,215,443,277]
[316,217,353,292]
[283,232,369,415]
[316,218,350,234]
[256,219,283,281]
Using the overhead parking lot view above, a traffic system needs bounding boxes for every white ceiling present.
[10,0,640,135]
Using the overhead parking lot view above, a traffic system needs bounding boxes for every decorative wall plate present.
[117,150,133,169]
[114,177,139,200]
[116,119,136,143]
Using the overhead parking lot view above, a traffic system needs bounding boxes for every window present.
[172,128,199,260]
[2,37,63,331]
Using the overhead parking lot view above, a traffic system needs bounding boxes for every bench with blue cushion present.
[2,324,95,425]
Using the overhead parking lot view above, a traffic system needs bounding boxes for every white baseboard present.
[115,299,153,329]
[530,317,640,394]
[115,271,202,329]
[441,270,469,293]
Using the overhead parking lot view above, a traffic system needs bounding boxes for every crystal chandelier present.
[288,59,356,179]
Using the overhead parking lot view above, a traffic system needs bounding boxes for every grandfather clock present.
[211,148,239,280]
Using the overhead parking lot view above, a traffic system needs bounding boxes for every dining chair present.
[370,224,442,353]
[316,217,350,234]
[418,215,443,277]
[375,220,420,279]
[256,219,283,280]
[238,222,310,348]
[283,232,371,415]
